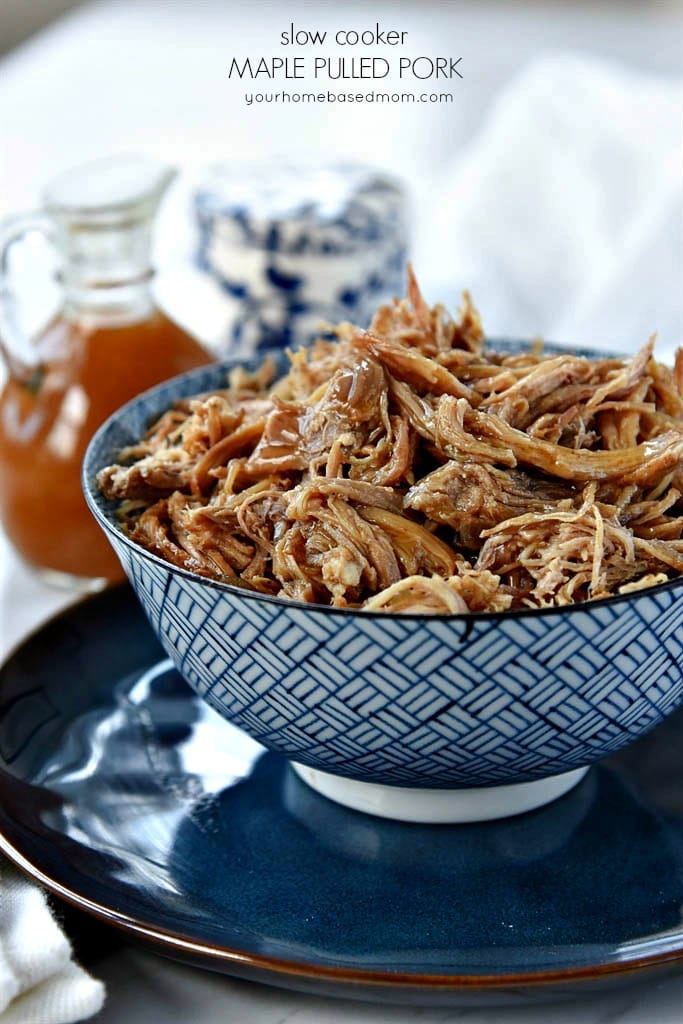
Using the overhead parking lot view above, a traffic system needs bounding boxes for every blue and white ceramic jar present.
[194,163,408,354]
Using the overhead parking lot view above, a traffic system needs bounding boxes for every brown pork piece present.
[247,353,389,479]
[273,493,402,606]
[584,339,654,411]
[369,264,484,357]
[363,567,513,615]
[474,487,642,606]
[405,462,573,548]
[439,396,683,485]
[359,507,458,578]
[482,353,594,429]
[98,451,194,502]
[356,332,477,402]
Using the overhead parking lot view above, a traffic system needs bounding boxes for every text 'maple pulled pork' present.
[98,270,683,613]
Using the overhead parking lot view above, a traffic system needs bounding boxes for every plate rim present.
[1,589,683,992]
[1,831,683,990]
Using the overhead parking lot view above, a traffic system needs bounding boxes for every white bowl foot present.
[290,763,589,824]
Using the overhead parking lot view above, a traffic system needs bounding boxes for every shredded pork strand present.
[98,271,683,613]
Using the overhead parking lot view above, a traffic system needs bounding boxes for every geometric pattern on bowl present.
[84,352,683,789]
[110,536,683,787]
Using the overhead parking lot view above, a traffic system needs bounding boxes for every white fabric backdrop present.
[0,2,681,1021]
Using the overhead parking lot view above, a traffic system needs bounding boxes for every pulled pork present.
[98,272,683,612]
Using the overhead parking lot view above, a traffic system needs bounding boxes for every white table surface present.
[1,1,683,1021]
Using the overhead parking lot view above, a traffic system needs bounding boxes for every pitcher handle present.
[0,211,55,380]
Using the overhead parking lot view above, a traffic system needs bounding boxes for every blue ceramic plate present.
[0,587,682,1006]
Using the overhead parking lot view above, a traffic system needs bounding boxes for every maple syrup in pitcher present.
[0,156,212,586]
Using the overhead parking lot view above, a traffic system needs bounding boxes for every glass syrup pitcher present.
[0,154,212,588]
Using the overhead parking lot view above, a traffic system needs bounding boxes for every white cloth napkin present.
[423,53,682,362]
[0,860,104,1024]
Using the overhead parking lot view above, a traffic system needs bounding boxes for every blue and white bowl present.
[83,353,683,823]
